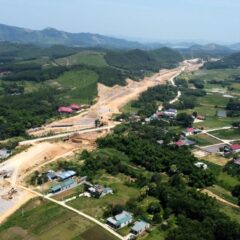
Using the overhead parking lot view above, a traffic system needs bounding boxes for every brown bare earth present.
[29,67,183,137]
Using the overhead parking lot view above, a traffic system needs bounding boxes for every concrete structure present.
[194,162,208,170]
[217,110,227,118]
[0,149,12,160]
[233,158,240,166]
[107,211,133,229]
[88,185,113,198]
[131,221,150,235]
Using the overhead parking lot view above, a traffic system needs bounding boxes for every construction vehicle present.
[7,188,17,199]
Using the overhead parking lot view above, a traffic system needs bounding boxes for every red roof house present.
[176,141,186,147]
[186,127,195,133]
[69,104,81,111]
[230,144,240,152]
[197,115,205,120]
[58,107,73,114]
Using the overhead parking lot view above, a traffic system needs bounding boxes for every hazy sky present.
[0,0,239,43]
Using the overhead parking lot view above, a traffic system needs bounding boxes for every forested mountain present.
[204,52,240,69]
[179,43,234,58]
[229,43,240,51]
[0,23,146,49]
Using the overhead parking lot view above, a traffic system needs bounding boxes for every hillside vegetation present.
[0,43,184,139]
[0,41,81,63]
[105,48,183,71]
[205,52,240,69]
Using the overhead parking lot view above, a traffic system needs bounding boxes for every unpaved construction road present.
[30,60,202,137]
[0,59,202,225]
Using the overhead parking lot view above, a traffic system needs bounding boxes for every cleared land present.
[199,153,229,166]
[56,69,98,104]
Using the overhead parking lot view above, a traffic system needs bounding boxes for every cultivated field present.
[0,198,118,240]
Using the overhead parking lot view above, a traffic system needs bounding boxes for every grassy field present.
[200,160,240,191]
[144,227,166,240]
[0,198,118,240]
[120,101,140,114]
[180,105,238,129]
[192,69,240,82]
[56,69,98,104]
[68,173,139,220]
[210,129,240,140]
[217,171,240,191]
[56,51,108,67]
[189,133,221,146]
[218,203,240,224]
[198,93,230,108]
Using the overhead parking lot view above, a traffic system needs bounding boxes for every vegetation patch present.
[188,133,221,146]
[210,128,240,140]
[57,69,98,104]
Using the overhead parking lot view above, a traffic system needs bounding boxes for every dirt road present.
[202,189,240,209]
[30,66,185,137]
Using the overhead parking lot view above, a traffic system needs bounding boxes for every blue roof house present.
[131,220,150,235]
[107,211,133,229]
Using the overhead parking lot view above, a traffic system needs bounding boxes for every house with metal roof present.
[131,220,150,235]
[50,178,76,194]
[57,170,77,181]
[47,170,58,181]
[107,211,133,229]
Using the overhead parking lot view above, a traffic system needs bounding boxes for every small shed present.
[131,221,150,235]
[217,110,227,118]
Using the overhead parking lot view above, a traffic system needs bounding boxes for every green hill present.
[105,48,183,71]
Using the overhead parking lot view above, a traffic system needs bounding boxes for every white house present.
[107,211,133,229]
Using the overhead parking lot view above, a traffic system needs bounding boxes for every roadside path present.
[158,67,184,111]
[202,189,240,209]
[18,185,124,240]
[19,125,115,146]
